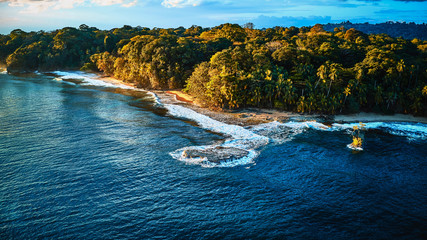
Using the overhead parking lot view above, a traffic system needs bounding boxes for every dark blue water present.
[1,73,427,239]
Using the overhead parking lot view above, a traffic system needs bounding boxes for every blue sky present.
[0,0,426,34]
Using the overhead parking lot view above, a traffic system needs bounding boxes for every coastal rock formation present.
[182,146,249,164]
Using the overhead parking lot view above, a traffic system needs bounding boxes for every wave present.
[53,71,133,89]
[249,120,427,142]
[145,91,161,105]
[0,70,7,74]
[48,71,427,167]
[53,77,76,85]
[332,122,427,139]
[52,71,160,104]
[165,104,269,168]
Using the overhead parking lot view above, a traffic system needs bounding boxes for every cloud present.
[1,0,84,12]
[91,0,136,7]
[161,0,201,8]
[121,0,137,7]
[0,0,138,13]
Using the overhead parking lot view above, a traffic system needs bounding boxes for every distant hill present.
[323,21,427,40]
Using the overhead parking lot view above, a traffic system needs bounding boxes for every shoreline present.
[150,87,427,125]
[54,71,427,125]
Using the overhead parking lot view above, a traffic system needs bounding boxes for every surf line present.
[51,71,427,167]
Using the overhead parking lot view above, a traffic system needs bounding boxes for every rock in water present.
[182,146,249,164]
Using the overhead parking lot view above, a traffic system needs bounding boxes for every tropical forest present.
[1,23,426,116]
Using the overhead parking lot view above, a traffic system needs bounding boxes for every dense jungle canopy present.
[1,23,426,115]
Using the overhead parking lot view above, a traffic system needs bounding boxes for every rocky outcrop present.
[182,146,249,164]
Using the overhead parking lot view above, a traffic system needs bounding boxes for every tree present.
[243,22,255,30]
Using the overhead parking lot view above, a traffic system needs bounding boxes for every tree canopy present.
[1,23,426,116]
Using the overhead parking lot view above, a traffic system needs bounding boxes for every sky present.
[0,0,426,34]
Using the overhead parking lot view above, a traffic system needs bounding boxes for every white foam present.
[169,145,259,168]
[49,72,426,167]
[280,121,332,131]
[248,119,427,148]
[51,71,163,106]
[333,122,427,139]
[52,77,76,85]
[249,121,302,144]
[0,70,7,74]
[52,71,134,89]
[347,143,363,151]
[248,120,335,144]
[253,120,427,139]
[146,91,161,105]
[165,104,268,141]
[165,104,269,167]
[165,104,426,167]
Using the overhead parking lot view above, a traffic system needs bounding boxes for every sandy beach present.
[153,89,427,125]
[95,73,427,125]
[97,75,137,89]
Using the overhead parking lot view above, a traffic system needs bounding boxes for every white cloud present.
[121,0,137,7]
[1,0,138,13]
[161,0,201,8]
[3,0,84,12]
[90,0,138,8]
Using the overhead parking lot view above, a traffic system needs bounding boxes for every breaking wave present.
[49,71,427,167]
[332,122,427,139]
[53,71,134,89]
[250,120,427,142]
[52,71,160,104]
[166,104,269,168]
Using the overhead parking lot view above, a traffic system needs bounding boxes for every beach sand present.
[153,90,320,126]
[97,76,137,89]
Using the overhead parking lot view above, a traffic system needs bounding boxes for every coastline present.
[97,75,137,89]
[56,71,427,125]
[90,74,316,125]
[93,73,427,125]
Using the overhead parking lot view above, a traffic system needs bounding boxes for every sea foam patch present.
[51,71,161,105]
[53,71,134,89]
[249,120,427,145]
[165,104,269,167]
[248,120,334,144]
[163,105,427,166]
[332,122,427,139]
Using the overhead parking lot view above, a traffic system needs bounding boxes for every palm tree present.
[283,79,295,109]
[319,93,328,112]
[297,96,306,113]
[374,85,383,106]
[342,86,351,112]
[315,64,328,89]
[252,85,262,107]
[265,82,275,108]
[275,75,286,102]
[396,59,405,78]
[327,63,341,97]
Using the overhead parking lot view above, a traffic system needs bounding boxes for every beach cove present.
[1,71,427,239]
[46,70,427,166]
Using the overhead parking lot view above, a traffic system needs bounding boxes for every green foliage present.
[0,23,426,115]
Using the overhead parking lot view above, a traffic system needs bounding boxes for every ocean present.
[1,71,426,239]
